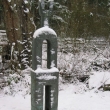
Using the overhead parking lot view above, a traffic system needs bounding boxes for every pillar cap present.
[33,26,57,38]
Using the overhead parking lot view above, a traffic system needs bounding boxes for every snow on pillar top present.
[33,26,57,38]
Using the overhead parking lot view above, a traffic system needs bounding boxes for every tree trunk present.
[2,0,35,70]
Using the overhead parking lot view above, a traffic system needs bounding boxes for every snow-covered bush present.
[90,47,110,71]
[57,51,91,83]
[3,71,31,96]
[57,38,110,84]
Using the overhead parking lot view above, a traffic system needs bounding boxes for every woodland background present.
[0,0,110,71]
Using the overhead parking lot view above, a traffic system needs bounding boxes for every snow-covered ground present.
[59,84,110,110]
[0,71,110,110]
[0,31,109,109]
[0,84,110,110]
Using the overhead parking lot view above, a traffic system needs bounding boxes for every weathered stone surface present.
[31,1,59,110]
[32,27,59,110]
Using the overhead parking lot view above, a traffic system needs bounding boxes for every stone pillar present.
[31,26,59,110]
[31,1,59,110]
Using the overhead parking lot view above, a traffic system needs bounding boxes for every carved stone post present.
[39,0,53,27]
[31,0,59,110]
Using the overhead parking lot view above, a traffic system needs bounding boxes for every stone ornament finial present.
[39,0,54,27]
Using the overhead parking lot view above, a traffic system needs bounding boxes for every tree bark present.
[2,0,35,70]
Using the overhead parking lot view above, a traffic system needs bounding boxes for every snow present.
[90,12,93,16]
[24,0,28,4]
[51,49,55,54]
[35,67,59,73]
[51,60,55,68]
[0,30,7,39]
[89,71,110,89]
[8,0,11,2]
[37,75,57,80]
[36,56,41,63]
[0,95,30,110]
[24,8,29,13]
[59,85,110,110]
[39,0,54,2]
[0,82,110,110]
[0,71,110,110]
[33,26,57,38]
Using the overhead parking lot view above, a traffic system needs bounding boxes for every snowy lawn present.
[0,84,110,110]
[59,84,110,110]
[0,71,110,110]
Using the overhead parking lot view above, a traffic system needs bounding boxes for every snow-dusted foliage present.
[57,38,110,84]
[2,72,31,96]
